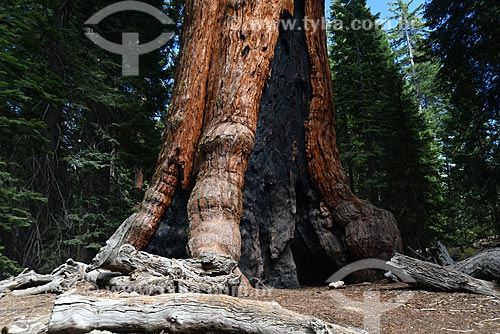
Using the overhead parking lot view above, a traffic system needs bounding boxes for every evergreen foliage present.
[328,0,445,249]
[0,0,183,276]
[1,0,498,273]
[425,0,500,242]
[0,118,48,277]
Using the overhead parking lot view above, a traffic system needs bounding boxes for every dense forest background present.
[0,0,498,278]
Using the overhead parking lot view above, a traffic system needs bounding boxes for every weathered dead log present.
[1,315,50,334]
[87,213,136,271]
[112,244,237,277]
[389,254,499,296]
[47,294,366,334]
[86,245,241,295]
[183,252,238,276]
[90,271,176,295]
[84,269,124,287]
[50,259,88,277]
[0,259,87,296]
[88,270,241,296]
[11,277,65,297]
[115,244,241,292]
[452,248,500,281]
[1,246,241,297]
[0,270,53,294]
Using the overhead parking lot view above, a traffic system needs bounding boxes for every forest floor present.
[246,282,500,334]
[0,280,499,333]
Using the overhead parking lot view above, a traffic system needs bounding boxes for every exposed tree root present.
[87,244,242,296]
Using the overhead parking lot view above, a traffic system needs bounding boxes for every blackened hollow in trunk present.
[147,0,349,288]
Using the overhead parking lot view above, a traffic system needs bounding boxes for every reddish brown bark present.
[120,0,221,250]
[91,0,294,269]
[134,167,144,190]
[92,0,402,282]
[303,0,401,261]
[186,1,292,261]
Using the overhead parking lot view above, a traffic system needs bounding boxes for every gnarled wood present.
[113,244,238,278]
[389,254,499,297]
[47,294,366,334]
[11,277,65,297]
[92,0,402,287]
[452,248,500,281]
[0,270,53,294]
[108,244,237,276]
[89,270,176,295]
[302,0,402,263]
[89,244,241,295]
[2,315,50,334]
[1,259,87,297]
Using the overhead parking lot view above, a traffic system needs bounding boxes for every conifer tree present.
[329,0,444,249]
[387,0,446,244]
[425,0,500,240]
[328,0,389,204]
[0,0,183,272]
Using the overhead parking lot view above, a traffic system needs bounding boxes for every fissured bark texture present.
[99,0,402,287]
[146,0,401,288]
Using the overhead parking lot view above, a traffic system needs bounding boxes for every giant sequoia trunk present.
[91,0,402,287]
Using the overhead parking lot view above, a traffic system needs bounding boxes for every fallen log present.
[47,294,366,334]
[389,254,499,297]
[452,248,500,281]
[106,244,242,295]
[86,267,241,296]
[0,270,53,294]
[11,277,65,297]
[1,315,50,334]
[0,259,87,296]
[88,270,176,295]
[112,244,237,277]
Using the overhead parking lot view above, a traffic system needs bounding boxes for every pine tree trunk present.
[92,0,402,287]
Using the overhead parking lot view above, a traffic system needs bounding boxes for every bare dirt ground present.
[1,281,499,333]
[245,282,500,334]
